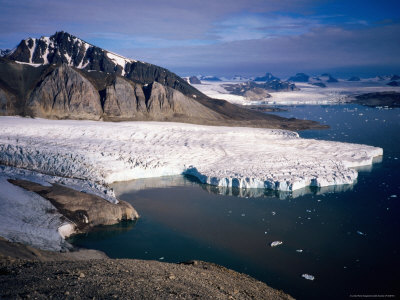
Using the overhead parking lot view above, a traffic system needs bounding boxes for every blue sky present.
[1,0,399,77]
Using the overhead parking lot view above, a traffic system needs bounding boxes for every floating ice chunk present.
[296,249,303,253]
[241,213,246,217]
[390,195,397,198]
[270,241,283,247]
[302,274,315,281]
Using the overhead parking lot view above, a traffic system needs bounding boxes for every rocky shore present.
[348,91,400,108]
[0,239,293,299]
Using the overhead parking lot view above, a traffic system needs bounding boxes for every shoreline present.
[0,237,293,299]
[0,178,294,299]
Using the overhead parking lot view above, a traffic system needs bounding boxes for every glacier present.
[0,116,383,250]
[0,117,382,194]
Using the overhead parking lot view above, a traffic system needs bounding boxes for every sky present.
[1,0,400,78]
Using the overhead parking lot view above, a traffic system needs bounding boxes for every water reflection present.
[112,174,356,200]
[67,220,137,243]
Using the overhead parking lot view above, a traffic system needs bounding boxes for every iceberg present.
[302,274,315,281]
[270,241,283,247]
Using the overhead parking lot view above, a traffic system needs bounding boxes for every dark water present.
[69,104,400,300]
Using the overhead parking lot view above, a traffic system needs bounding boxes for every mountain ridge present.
[0,31,325,130]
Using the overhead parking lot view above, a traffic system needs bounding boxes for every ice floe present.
[270,241,283,247]
[301,274,315,281]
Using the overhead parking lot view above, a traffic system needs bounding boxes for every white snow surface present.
[0,164,118,251]
[0,176,73,251]
[0,117,382,192]
[194,80,400,105]
[0,165,117,204]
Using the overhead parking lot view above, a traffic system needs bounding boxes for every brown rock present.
[8,179,139,232]
[103,77,146,118]
[27,64,102,120]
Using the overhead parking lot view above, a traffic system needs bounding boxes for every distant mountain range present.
[0,31,321,130]
[254,73,280,82]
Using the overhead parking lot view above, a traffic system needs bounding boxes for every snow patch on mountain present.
[106,51,136,76]
[14,61,42,67]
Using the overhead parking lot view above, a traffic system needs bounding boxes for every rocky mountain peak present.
[5,31,135,76]
[4,31,202,100]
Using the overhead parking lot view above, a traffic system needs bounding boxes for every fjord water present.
[69,104,400,299]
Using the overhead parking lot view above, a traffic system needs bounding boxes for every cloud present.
[126,24,400,76]
[0,0,399,76]
[212,14,322,42]
[0,0,320,42]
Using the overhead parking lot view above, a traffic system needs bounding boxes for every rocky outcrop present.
[222,80,298,100]
[311,82,326,88]
[144,81,220,120]
[199,75,221,81]
[27,64,102,120]
[103,77,146,119]
[189,76,201,84]
[288,73,309,82]
[0,88,17,115]
[350,91,400,108]
[320,73,338,83]
[8,179,138,231]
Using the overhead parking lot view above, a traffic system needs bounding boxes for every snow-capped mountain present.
[5,31,135,76]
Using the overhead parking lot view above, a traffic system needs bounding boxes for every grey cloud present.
[0,0,322,44]
[126,24,400,76]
